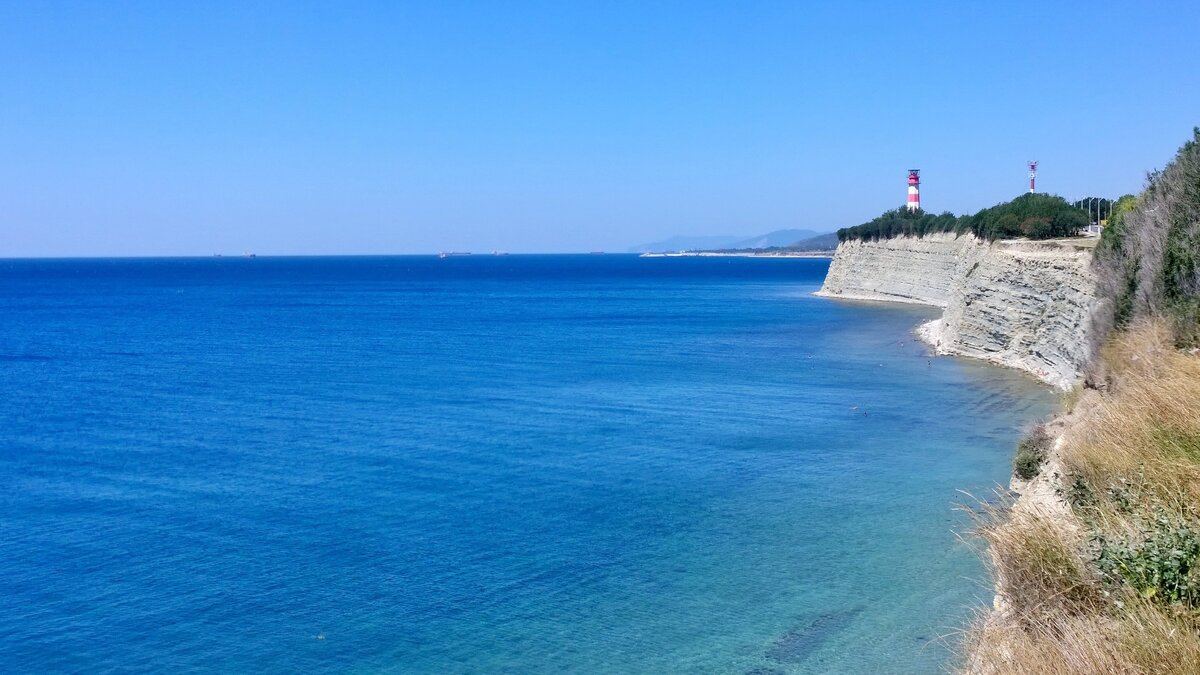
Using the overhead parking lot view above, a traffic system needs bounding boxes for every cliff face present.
[816,233,967,307]
[817,233,1098,389]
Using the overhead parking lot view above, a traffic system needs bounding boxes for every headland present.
[815,129,1200,673]
[817,232,1097,389]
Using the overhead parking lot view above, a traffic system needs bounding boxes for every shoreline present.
[815,252,1077,673]
[812,288,950,308]
[813,287,1056,381]
[639,251,834,258]
[813,289,1075,390]
[814,234,1095,391]
[965,395,1084,674]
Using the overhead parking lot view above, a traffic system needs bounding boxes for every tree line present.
[836,193,1093,243]
[1095,128,1200,346]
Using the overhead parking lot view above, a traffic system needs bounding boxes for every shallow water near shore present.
[0,255,1056,673]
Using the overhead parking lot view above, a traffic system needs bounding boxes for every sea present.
[0,255,1057,674]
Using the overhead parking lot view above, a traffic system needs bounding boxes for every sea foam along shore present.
[816,233,1097,390]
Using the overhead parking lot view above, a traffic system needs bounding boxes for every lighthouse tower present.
[906,169,921,212]
[1028,161,1038,193]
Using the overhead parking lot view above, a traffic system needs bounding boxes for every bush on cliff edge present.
[1095,127,1200,347]
[1013,424,1052,480]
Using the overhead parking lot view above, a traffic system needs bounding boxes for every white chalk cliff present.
[817,232,1098,389]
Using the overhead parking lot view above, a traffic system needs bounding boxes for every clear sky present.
[3,1,1198,256]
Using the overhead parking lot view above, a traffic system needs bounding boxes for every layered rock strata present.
[817,233,1097,389]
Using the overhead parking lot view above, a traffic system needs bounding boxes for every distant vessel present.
[438,251,471,259]
[492,251,509,256]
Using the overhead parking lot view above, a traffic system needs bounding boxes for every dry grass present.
[1061,384,1085,414]
[1064,321,1200,512]
[1023,236,1101,250]
[963,321,1200,673]
[966,599,1200,675]
[971,504,1100,625]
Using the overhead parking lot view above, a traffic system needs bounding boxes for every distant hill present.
[629,229,823,253]
[787,232,839,251]
[726,229,821,249]
[626,235,743,253]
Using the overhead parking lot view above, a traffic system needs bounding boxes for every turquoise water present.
[0,255,1056,673]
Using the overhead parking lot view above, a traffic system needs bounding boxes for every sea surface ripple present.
[0,255,1056,673]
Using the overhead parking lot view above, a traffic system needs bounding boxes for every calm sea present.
[0,255,1055,673]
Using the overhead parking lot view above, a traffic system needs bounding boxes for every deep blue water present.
[0,255,1055,673]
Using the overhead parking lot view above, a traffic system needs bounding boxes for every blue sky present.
[2,1,1198,256]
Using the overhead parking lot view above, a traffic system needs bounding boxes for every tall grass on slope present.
[963,322,1200,674]
[1066,322,1200,513]
[969,504,1101,626]
[967,597,1200,675]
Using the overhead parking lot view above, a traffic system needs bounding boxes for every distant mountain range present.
[628,228,834,253]
[626,234,746,253]
[786,232,839,251]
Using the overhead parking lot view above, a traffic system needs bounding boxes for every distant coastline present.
[639,250,834,258]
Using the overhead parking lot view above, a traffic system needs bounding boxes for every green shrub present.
[1095,513,1200,607]
[1065,475,1096,508]
[1014,424,1053,479]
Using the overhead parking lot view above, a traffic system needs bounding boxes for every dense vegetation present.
[836,193,1090,243]
[966,130,1200,674]
[1095,127,1200,347]
[834,208,961,242]
[971,193,1091,240]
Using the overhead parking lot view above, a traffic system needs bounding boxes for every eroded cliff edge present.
[816,232,1098,389]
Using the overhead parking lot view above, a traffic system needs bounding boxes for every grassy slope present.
[966,323,1200,673]
[962,129,1200,673]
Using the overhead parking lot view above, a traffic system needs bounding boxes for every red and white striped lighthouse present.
[906,169,921,212]
[1028,161,1038,193]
